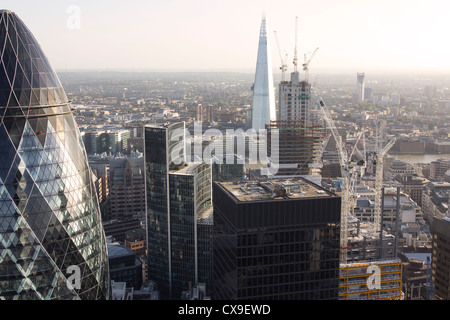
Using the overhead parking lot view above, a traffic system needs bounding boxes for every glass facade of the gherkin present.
[0,10,110,300]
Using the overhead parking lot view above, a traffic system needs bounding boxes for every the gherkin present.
[0,10,110,300]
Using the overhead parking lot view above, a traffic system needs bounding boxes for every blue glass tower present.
[251,15,276,131]
[0,10,110,300]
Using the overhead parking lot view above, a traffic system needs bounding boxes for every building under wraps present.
[339,260,403,300]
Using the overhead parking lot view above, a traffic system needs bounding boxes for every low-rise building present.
[399,253,431,300]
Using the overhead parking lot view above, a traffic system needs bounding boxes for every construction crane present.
[373,128,395,233]
[274,31,288,82]
[315,91,365,263]
[308,133,330,175]
[302,47,319,83]
[293,16,299,72]
[353,128,367,176]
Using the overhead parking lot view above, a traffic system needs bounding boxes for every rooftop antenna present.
[293,16,298,72]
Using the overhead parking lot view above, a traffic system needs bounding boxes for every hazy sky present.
[3,0,449,74]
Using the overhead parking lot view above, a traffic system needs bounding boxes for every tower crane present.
[373,134,395,233]
[293,16,299,72]
[314,91,366,263]
[274,31,288,82]
[308,133,330,175]
[302,47,319,83]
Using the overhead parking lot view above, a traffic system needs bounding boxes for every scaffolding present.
[266,121,325,176]
[339,260,403,300]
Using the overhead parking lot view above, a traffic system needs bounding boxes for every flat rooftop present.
[216,177,337,203]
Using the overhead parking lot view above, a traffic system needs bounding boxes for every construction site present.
[339,260,403,300]
[264,16,439,300]
[265,18,325,178]
[266,120,325,176]
[316,96,404,299]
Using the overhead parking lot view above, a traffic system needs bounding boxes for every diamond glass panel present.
[0,10,109,300]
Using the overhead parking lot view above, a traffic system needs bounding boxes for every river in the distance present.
[390,153,450,164]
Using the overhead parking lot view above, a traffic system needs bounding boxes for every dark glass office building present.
[213,177,341,300]
[145,123,213,299]
[431,217,450,300]
[0,10,110,299]
[107,243,143,289]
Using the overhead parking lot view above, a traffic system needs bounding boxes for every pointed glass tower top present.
[0,10,68,112]
[0,10,110,300]
[251,14,276,131]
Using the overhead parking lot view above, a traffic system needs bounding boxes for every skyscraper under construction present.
[267,40,324,177]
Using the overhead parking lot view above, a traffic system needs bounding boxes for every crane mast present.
[302,47,319,83]
[373,136,395,232]
[293,16,298,72]
[274,31,288,82]
[315,92,365,263]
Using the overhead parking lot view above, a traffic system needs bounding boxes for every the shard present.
[0,10,110,299]
[251,15,276,131]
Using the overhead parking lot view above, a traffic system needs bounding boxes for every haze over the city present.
[2,0,449,74]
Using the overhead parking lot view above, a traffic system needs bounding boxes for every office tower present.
[212,154,244,182]
[0,10,110,299]
[267,121,324,176]
[89,160,109,218]
[278,72,314,125]
[108,155,145,220]
[107,243,143,289]
[357,73,365,102]
[431,217,450,300]
[391,93,401,106]
[213,177,341,300]
[400,253,430,300]
[83,129,131,155]
[396,174,429,208]
[267,70,325,176]
[251,15,276,131]
[424,85,437,99]
[422,181,450,225]
[430,158,450,180]
[145,123,213,299]
[364,87,373,101]
[196,104,214,123]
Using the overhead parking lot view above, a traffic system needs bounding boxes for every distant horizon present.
[54,67,450,78]
[2,0,449,75]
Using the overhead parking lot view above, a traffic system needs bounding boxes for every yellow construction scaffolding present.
[339,260,403,300]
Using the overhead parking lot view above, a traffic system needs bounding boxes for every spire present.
[0,10,68,113]
[251,14,276,131]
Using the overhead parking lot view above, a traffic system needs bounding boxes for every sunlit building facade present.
[0,10,110,299]
[251,15,276,131]
[213,178,341,300]
[145,123,213,299]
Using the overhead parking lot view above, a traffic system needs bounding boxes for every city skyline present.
[1,0,449,74]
